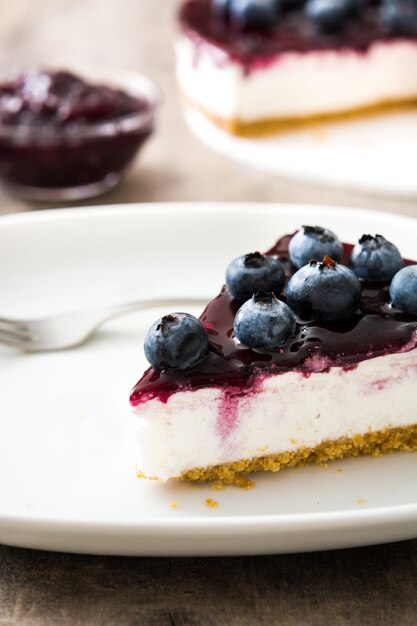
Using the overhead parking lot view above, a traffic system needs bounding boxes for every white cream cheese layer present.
[176,36,417,122]
[133,348,417,480]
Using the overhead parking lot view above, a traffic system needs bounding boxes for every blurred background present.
[0,0,415,217]
[0,4,416,624]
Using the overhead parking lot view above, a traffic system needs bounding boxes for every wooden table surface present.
[0,1,416,624]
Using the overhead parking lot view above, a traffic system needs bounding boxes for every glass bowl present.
[0,66,160,201]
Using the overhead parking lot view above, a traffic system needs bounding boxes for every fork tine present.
[0,318,30,332]
[0,325,32,341]
[0,323,32,339]
[0,332,28,349]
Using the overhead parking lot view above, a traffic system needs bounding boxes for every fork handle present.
[95,297,208,326]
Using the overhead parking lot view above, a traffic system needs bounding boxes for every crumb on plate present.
[232,475,255,490]
[205,498,219,509]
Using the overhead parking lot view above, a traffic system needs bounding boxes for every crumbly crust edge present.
[135,424,417,482]
[178,425,417,482]
[183,93,417,137]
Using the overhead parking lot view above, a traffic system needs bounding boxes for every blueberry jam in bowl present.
[0,67,160,200]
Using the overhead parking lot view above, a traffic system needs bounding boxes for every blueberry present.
[390,265,417,315]
[281,0,304,8]
[288,226,343,269]
[305,0,355,31]
[350,234,403,282]
[286,256,361,321]
[226,251,285,302]
[144,312,208,370]
[234,291,296,349]
[229,0,280,30]
[380,0,417,36]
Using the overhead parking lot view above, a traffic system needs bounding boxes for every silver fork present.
[0,297,208,352]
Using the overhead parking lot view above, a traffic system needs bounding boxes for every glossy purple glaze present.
[0,70,154,189]
[179,0,417,70]
[130,234,417,406]
[0,70,147,127]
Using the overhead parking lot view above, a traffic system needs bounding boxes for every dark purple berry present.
[234,291,296,349]
[226,251,285,302]
[144,313,209,370]
[350,234,402,282]
[286,256,361,321]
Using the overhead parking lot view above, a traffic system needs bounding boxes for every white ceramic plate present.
[185,108,417,198]
[0,203,416,556]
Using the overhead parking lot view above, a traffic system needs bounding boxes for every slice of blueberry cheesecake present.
[177,0,417,135]
[130,226,417,482]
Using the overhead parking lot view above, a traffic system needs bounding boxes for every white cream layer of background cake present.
[134,344,417,480]
[177,37,417,121]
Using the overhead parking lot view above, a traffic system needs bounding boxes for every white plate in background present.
[0,202,416,556]
[185,108,417,199]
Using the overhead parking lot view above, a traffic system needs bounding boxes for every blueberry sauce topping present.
[0,70,148,129]
[213,0,233,17]
[0,70,155,191]
[130,234,417,406]
[179,0,417,71]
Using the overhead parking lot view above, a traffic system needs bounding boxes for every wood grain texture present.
[0,2,415,624]
[0,540,416,625]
